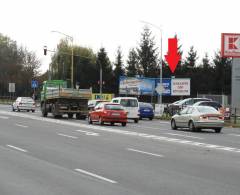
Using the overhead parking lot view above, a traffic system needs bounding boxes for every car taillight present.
[200,115,207,120]
[218,116,224,120]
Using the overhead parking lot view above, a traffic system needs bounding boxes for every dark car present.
[139,102,154,120]
[167,98,212,116]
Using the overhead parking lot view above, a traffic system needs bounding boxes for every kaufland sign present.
[221,33,240,57]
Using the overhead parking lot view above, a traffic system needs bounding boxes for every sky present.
[1,0,240,73]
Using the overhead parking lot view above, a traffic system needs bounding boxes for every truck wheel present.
[68,113,73,119]
[41,103,48,117]
[134,119,139,123]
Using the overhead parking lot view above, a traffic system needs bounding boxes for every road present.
[0,104,240,195]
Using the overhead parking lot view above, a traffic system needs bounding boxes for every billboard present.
[171,78,190,96]
[119,76,155,95]
[221,33,240,57]
[155,78,171,96]
[92,93,114,101]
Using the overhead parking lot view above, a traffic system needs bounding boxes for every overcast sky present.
[1,0,239,73]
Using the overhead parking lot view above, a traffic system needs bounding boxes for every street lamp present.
[51,30,74,88]
[140,21,163,105]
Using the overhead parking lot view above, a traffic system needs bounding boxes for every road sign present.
[221,33,240,57]
[9,83,15,93]
[31,80,38,89]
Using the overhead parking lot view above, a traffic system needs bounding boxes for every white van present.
[111,97,139,123]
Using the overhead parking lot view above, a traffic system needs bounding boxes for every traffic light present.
[44,46,47,55]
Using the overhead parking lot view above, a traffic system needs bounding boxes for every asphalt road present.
[0,104,240,195]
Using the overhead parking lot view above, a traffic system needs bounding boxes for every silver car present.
[12,97,36,112]
[171,106,224,133]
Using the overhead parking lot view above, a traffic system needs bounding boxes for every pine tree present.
[96,47,113,93]
[113,47,125,78]
[137,27,159,77]
[184,46,198,68]
[201,53,210,69]
[126,48,138,77]
[213,51,232,94]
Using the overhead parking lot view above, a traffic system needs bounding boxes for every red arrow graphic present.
[165,38,181,73]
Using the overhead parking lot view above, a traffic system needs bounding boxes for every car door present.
[183,107,194,127]
[175,107,189,127]
[91,104,99,121]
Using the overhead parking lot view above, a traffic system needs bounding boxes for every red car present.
[88,103,127,126]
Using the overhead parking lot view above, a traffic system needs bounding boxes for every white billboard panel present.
[171,79,190,96]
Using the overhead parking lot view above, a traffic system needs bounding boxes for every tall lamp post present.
[51,31,74,88]
[140,21,163,105]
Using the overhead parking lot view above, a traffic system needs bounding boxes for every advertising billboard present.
[119,76,155,95]
[155,78,171,96]
[171,78,190,96]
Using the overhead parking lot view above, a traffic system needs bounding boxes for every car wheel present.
[99,117,104,125]
[171,119,177,130]
[149,117,153,120]
[32,110,35,113]
[134,119,139,123]
[12,106,15,112]
[214,128,222,133]
[27,110,30,112]
[88,116,93,124]
[139,117,142,120]
[189,121,196,132]
[122,122,126,127]
[110,122,114,126]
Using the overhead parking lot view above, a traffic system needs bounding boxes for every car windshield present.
[105,104,124,110]
[120,99,138,107]
[140,102,153,108]
[196,106,219,114]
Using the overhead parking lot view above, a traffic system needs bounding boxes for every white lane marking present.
[2,110,240,154]
[228,134,240,137]
[15,124,28,128]
[58,133,78,139]
[127,148,164,157]
[7,145,27,153]
[165,133,204,140]
[76,130,99,136]
[0,115,9,119]
[75,168,117,184]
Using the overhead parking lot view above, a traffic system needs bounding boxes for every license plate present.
[208,117,218,120]
[112,113,120,116]
[144,109,150,112]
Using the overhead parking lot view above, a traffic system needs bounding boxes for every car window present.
[186,107,193,114]
[180,107,188,114]
[120,99,138,107]
[105,104,124,110]
[112,100,118,103]
[185,99,194,105]
[197,106,219,114]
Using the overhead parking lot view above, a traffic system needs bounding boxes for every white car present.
[12,97,36,112]
[111,97,139,123]
[171,106,224,133]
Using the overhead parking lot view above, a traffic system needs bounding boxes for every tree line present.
[0,33,40,97]
[0,27,232,99]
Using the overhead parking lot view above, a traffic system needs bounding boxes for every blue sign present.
[31,80,38,89]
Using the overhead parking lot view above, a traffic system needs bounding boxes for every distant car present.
[88,103,127,126]
[168,98,212,115]
[193,101,223,112]
[12,97,36,112]
[171,106,224,133]
[139,102,154,120]
[87,100,109,111]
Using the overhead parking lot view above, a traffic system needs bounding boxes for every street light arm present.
[51,30,73,41]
